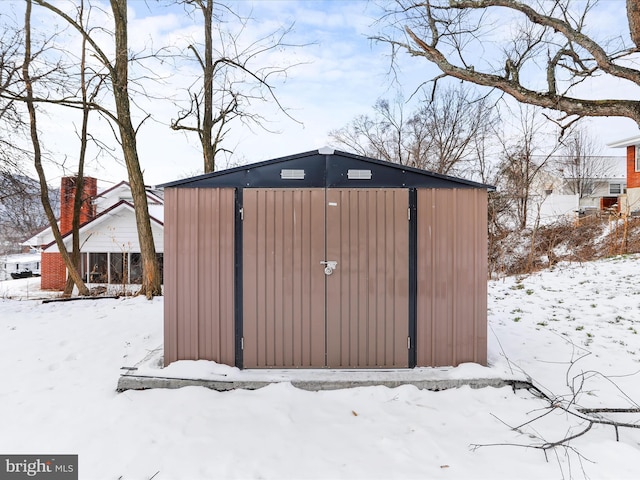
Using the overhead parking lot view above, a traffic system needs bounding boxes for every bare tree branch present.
[172,0,309,172]
[23,0,90,296]
[376,0,640,128]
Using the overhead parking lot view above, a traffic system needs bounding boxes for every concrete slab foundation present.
[117,373,533,393]
[117,346,533,393]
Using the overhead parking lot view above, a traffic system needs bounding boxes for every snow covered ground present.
[1,256,640,479]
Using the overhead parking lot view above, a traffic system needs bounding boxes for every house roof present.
[94,181,164,205]
[607,135,640,148]
[21,222,60,247]
[42,200,164,252]
[566,157,627,179]
[23,182,164,247]
[1,252,41,265]
[160,148,495,190]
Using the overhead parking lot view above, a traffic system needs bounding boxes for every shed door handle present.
[320,261,337,275]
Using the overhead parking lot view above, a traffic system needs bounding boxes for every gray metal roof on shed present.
[160,148,493,190]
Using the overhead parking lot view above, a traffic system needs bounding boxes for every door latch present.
[320,260,337,275]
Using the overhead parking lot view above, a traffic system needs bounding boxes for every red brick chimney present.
[41,176,97,290]
[60,176,97,234]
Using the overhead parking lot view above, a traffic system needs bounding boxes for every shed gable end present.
[160,150,491,190]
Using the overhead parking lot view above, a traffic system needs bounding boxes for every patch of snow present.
[318,146,335,155]
[132,354,510,384]
[1,255,640,478]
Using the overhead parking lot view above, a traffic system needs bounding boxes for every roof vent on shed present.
[280,169,305,180]
[347,169,372,180]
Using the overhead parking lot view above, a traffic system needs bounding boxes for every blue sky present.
[1,0,638,187]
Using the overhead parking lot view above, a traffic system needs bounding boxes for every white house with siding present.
[43,199,164,286]
[0,252,41,281]
[26,179,164,291]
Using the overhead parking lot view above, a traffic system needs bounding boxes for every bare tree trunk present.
[172,1,300,173]
[64,1,90,296]
[23,0,89,296]
[63,173,85,296]
[110,0,161,298]
[33,0,162,298]
[628,0,640,48]
[201,0,215,173]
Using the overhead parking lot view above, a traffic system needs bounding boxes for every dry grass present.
[489,215,640,277]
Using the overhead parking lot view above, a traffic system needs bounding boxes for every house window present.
[79,253,88,280]
[110,253,126,284]
[636,146,640,172]
[156,253,164,282]
[88,253,108,283]
[130,253,143,284]
[609,183,627,195]
[83,252,163,284]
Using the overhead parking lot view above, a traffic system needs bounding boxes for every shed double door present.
[242,188,409,368]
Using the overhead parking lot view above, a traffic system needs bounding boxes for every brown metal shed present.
[162,148,491,369]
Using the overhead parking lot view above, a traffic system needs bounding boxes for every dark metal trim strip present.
[408,188,418,368]
[234,188,244,369]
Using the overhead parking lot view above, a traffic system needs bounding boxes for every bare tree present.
[172,0,303,173]
[22,0,90,295]
[554,127,613,199]
[414,86,496,175]
[378,0,640,131]
[330,84,497,176]
[2,1,125,295]
[0,18,22,125]
[35,0,162,298]
[496,105,561,230]
[109,0,161,297]
[0,16,33,185]
[329,96,414,165]
[0,13,60,256]
[63,0,99,296]
[0,175,59,254]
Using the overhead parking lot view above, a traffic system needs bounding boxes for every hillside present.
[490,214,640,276]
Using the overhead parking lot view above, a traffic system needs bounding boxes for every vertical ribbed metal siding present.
[242,189,326,368]
[163,188,235,365]
[325,189,409,368]
[242,188,409,368]
[164,188,179,365]
[165,185,487,369]
[416,188,488,367]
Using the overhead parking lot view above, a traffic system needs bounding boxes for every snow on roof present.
[607,134,640,148]
[21,180,164,246]
[600,156,627,179]
[21,223,59,247]
[43,200,164,252]
[148,204,164,223]
[1,252,41,265]
[2,255,640,477]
